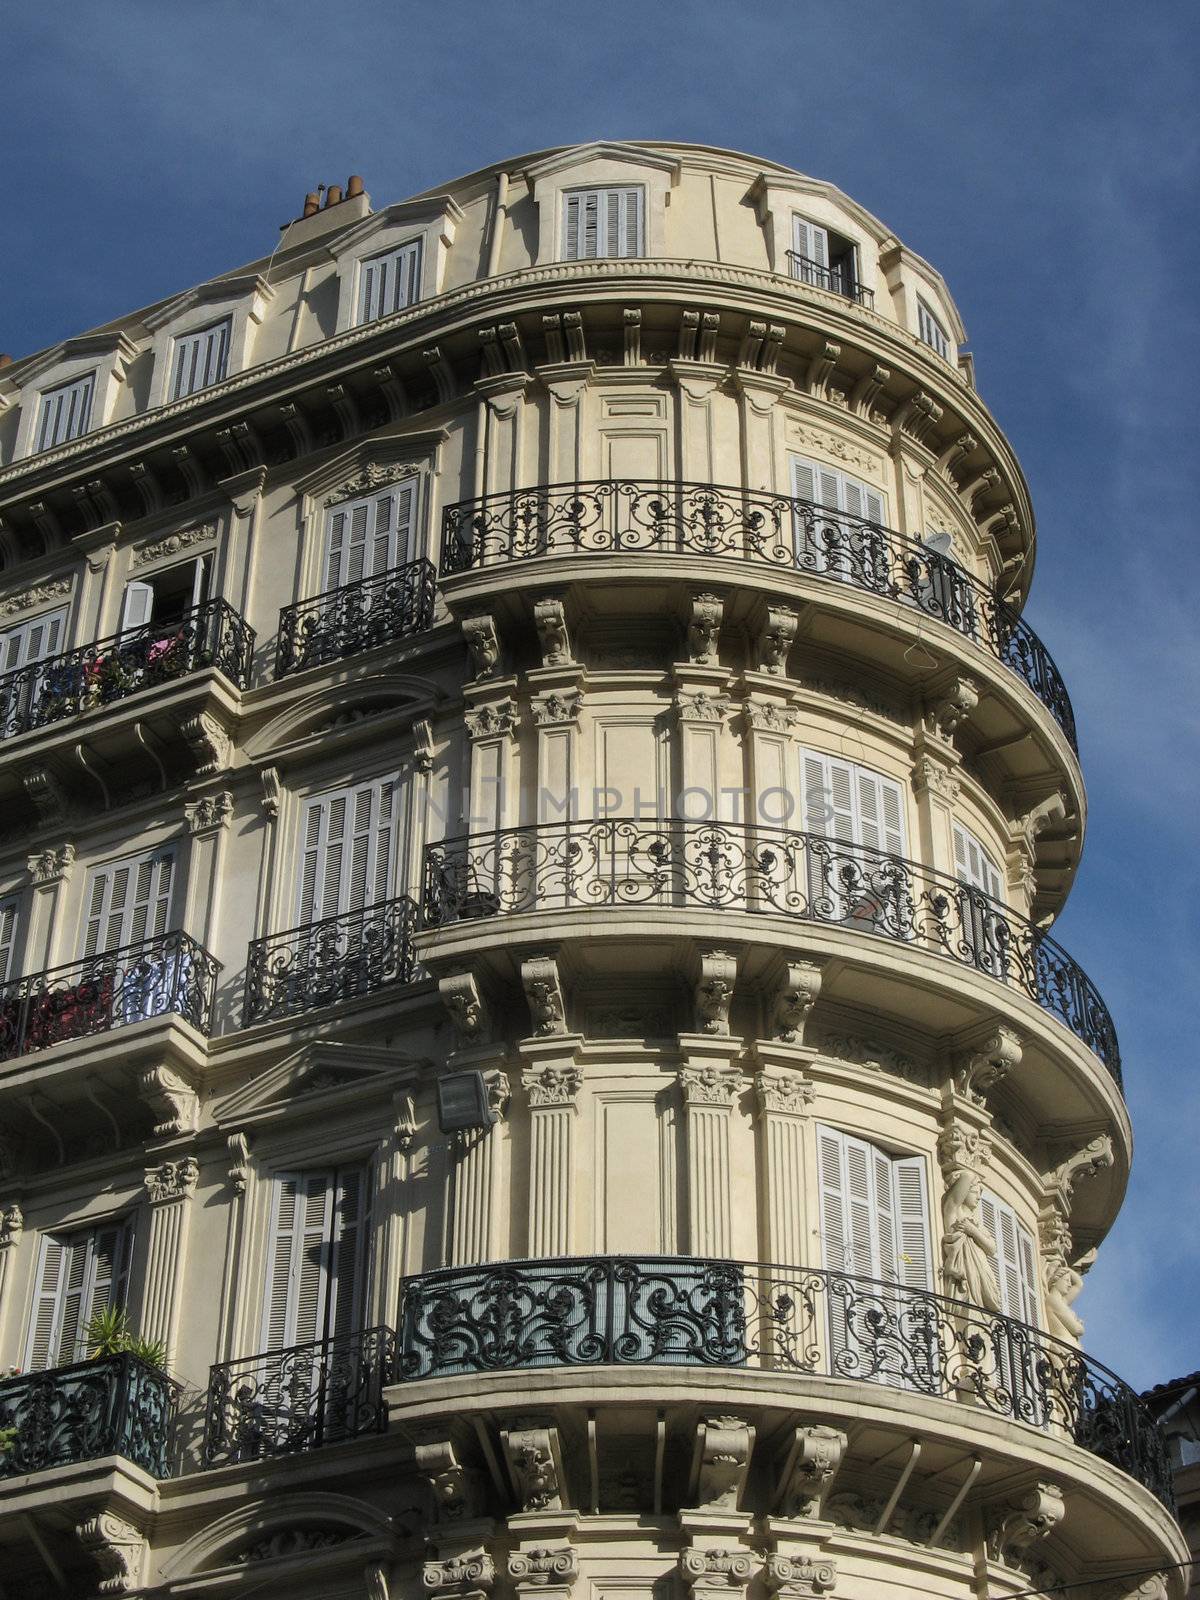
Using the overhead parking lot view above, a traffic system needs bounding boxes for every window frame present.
[24,1220,134,1372]
[169,316,232,401]
[917,298,951,360]
[34,372,96,454]
[560,185,645,262]
[80,844,177,960]
[355,238,423,326]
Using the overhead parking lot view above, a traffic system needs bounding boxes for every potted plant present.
[83,1307,167,1371]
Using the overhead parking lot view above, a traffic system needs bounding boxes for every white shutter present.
[0,896,18,983]
[855,768,906,856]
[36,373,95,452]
[261,1168,366,1351]
[801,751,855,844]
[172,319,230,400]
[127,852,174,944]
[872,1145,897,1280]
[563,192,584,260]
[818,1127,879,1279]
[297,776,400,923]
[563,188,643,260]
[893,1158,933,1291]
[953,824,1003,899]
[392,480,416,566]
[1,608,68,672]
[981,1191,1039,1325]
[357,241,422,324]
[323,486,416,590]
[323,508,348,592]
[792,216,829,270]
[791,458,816,505]
[24,1223,131,1370]
[818,1127,849,1275]
[25,1236,68,1371]
[120,581,156,634]
[84,849,174,956]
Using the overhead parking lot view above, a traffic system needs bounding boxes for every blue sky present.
[3,1,1198,1389]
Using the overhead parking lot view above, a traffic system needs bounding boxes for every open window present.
[25,1221,134,1370]
[119,555,210,636]
[790,215,861,300]
[798,749,909,935]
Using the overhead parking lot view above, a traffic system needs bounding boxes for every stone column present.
[371,1094,416,1328]
[478,375,530,494]
[0,1203,23,1352]
[677,1037,743,1257]
[530,673,584,826]
[538,363,593,482]
[220,465,268,622]
[434,977,511,1268]
[733,371,792,503]
[182,789,233,947]
[141,1157,200,1359]
[669,363,725,482]
[519,1024,583,1259]
[71,521,121,639]
[910,742,962,881]
[463,694,519,835]
[674,672,734,825]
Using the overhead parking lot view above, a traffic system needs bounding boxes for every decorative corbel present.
[172,445,206,499]
[924,675,979,740]
[533,597,573,666]
[687,592,724,666]
[393,1092,417,1153]
[987,1482,1066,1564]
[143,1157,200,1206]
[762,1555,837,1598]
[77,1510,146,1594]
[954,1026,1023,1106]
[500,1419,568,1511]
[422,347,456,406]
[849,363,889,418]
[0,1201,23,1251]
[19,765,68,827]
[623,308,642,366]
[139,1064,200,1139]
[413,719,435,774]
[691,1414,754,1510]
[775,1424,847,1519]
[182,712,232,778]
[694,949,738,1036]
[415,1437,488,1523]
[767,958,823,1044]
[1049,1134,1115,1208]
[806,340,840,398]
[259,765,281,819]
[937,433,977,478]
[226,1132,251,1193]
[755,605,799,676]
[563,312,586,362]
[520,954,567,1037]
[462,614,503,680]
[129,461,163,516]
[439,972,492,1047]
[698,312,720,364]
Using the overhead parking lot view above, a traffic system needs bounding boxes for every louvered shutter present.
[323,508,348,593]
[81,1223,133,1357]
[299,778,399,924]
[85,851,173,957]
[293,1175,336,1346]
[129,852,174,944]
[792,459,816,505]
[328,1168,368,1340]
[323,487,414,591]
[85,862,128,957]
[321,794,349,921]
[614,189,641,256]
[120,581,155,634]
[893,1158,933,1291]
[6,608,67,669]
[818,1127,849,1275]
[391,480,416,567]
[872,1146,897,1280]
[345,502,371,586]
[563,192,583,260]
[25,1236,67,1371]
[358,242,422,323]
[981,1191,1039,1325]
[855,769,906,856]
[37,373,95,452]
[298,798,326,925]
[793,216,829,270]
[262,1175,302,1351]
[953,824,1003,898]
[172,319,230,400]
[0,897,18,983]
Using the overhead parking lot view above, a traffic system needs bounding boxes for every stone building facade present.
[0,141,1186,1598]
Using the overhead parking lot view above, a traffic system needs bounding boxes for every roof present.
[1142,1370,1200,1403]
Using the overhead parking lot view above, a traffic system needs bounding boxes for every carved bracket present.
[924,675,980,740]
[954,1026,1022,1106]
[691,1413,755,1510]
[521,954,567,1037]
[500,1419,568,1511]
[439,972,492,1046]
[139,1064,200,1139]
[182,712,232,777]
[775,1424,847,1519]
[755,605,799,676]
[462,613,503,680]
[415,1437,488,1523]
[534,597,574,666]
[987,1481,1066,1564]
[687,592,724,666]
[694,949,738,1036]
[77,1511,146,1594]
[768,958,822,1044]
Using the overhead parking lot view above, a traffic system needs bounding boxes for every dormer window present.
[357,239,423,325]
[171,317,231,400]
[562,187,644,261]
[789,216,863,303]
[36,372,95,453]
[917,299,951,359]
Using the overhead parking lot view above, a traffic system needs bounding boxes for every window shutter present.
[328,1167,368,1340]
[128,852,174,944]
[855,769,905,856]
[324,509,348,592]
[583,191,600,258]
[300,777,400,923]
[619,189,641,255]
[893,1158,932,1291]
[872,1145,897,1280]
[863,487,884,523]
[0,897,16,983]
[563,193,583,261]
[120,581,156,634]
[844,1136,877,1278]
[981,1190,1039,1324]
[371,780,396,905]
[55,1237,91,1365]
[37,374,95,452]
[801,751,856,844]
[322,795,349,921]
[262,1174,302,1351]
[293,1174,336,1345]
[392,480,416,567]
[817,1127,848,1274]
[25,1236,67,1371]
[83,1223,133,1352]
[792,217,829,268]
[370,492,395,577]
[172,320,230,400]
[953,824,1004,899]
[792,459,816,504]
[299,798,326,925]
[345,502,371,586]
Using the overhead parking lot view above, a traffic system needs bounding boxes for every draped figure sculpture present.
[941,1168,1003,1312]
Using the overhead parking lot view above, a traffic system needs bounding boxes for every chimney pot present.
[324,184,343,208]
[346,174,364,198]
[0,354,11,370]
[303,191,321,218]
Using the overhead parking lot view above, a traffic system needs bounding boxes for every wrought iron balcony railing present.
[0,598,255,743]
[785,251,876,307]
[0,929,220,1063]
[398,1255,1173,1510]
[422,818,1120,1082]
[0,1352,179,1479]
[275,557,437,678]
[243,894,419,1027]
[202,1326,396,1468]
[440,481,1077,752]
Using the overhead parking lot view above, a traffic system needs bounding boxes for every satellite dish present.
[924,530,954,557]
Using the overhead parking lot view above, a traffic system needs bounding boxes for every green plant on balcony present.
[0,1425,16,1457]
[83,1307,168,1371]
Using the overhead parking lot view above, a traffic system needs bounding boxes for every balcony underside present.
[417,913,1129,1237]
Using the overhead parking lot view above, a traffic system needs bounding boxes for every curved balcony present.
[0,1352,178,1480]
[440,481,1076,753]
[0,598,253,744]
[421,818,1120,1083]
[275,557,437,678]
[396,1255,1172,1511]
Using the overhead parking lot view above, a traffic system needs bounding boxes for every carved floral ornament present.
[0,575,72,618]
[324,461,419,506]
[143,1156,200,1204]
[130,522,216,569]
[27,842,75,883]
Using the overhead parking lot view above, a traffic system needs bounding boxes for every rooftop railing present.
[422,817,1120,1083]
[243,894,419,1027]
[0,928,220,1063]
[440,480,1077,752]
[398,1255,1173,1511]
[0,598,254,743]
[275,557,437,678]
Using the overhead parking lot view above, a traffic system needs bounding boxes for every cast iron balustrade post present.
[243,894,419,1026]
[274,557,437,677]
[0,929,220,1063]
[421,819,1120,1084]
[439,482,1077,753]
[396,1256,1172,1510]
[0,598,254,743]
